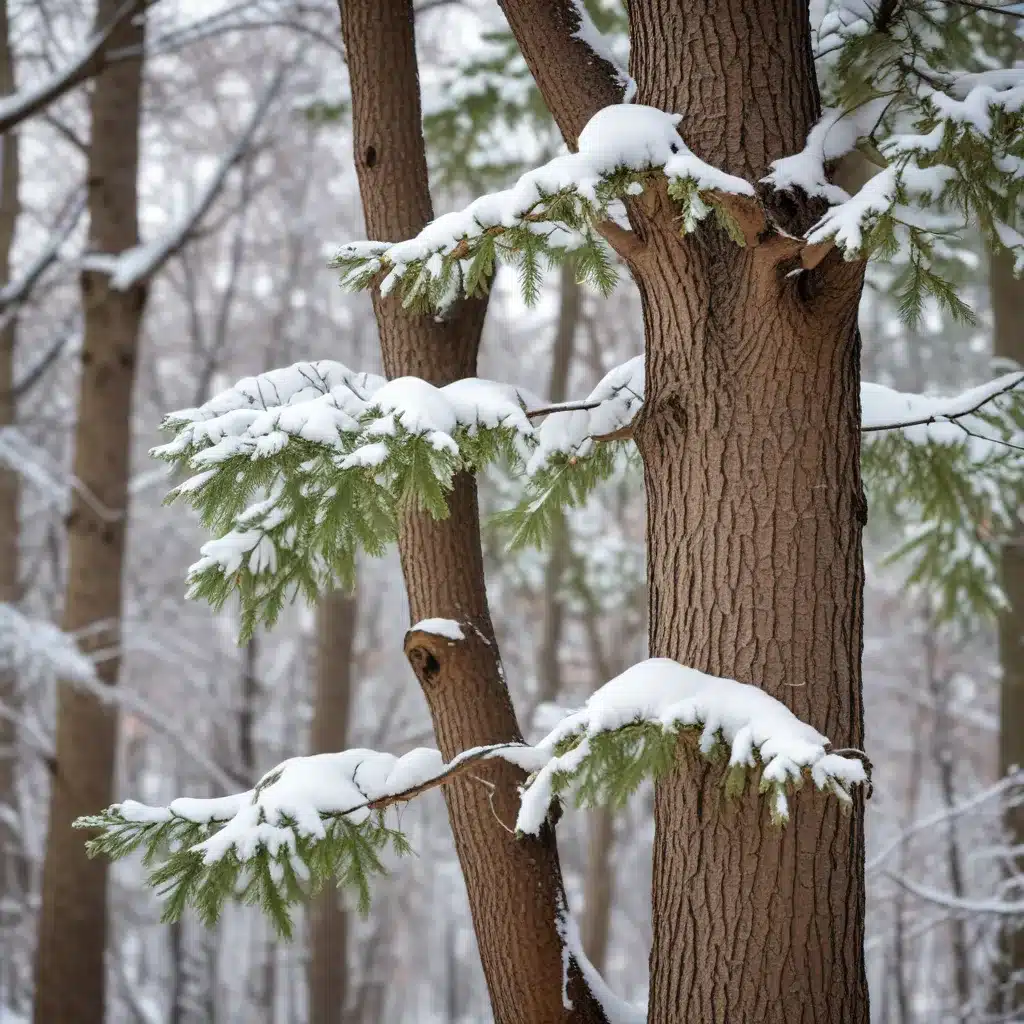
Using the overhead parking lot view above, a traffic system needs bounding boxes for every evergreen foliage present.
[78,0,1023,940]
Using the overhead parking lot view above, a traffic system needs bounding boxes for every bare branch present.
[101,58,293,291]
[0,189,85,319]
[0,0,143,135]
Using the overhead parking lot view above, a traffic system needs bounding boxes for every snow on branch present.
[0,190,86,319]
[0,0,139,135]
[0,603,95,685]
[516,659,868,832]
[330,104,755,312]
[150,348,1022,632]
[82,60,290,291]
[861,371,1024,433]
[792,0,1024,314]
[568,0,635,103]
[77,659,866,935]
[888,873,1024,918]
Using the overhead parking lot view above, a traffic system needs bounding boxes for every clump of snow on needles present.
[515,658,867,835]
[333,105,753,275]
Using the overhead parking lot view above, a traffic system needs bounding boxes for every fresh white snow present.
[408,618,465,641]
[109,659,866,865]
[515,658,867,835]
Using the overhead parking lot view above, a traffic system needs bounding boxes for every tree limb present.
[496,0,624,149]
[0,0,144,135]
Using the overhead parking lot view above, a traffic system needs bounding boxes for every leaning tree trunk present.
[0,0,23,1005]
[337,3,606,1021]
[33,3,147,1021]
[502,2,870,1021]
[308,588,358,1024]
[991,241,1024,1016]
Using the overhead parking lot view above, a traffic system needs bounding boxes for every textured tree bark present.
[991,242,1024,1017]
[337,2,606,1021]
[628,6,869,1021]
[503,2,869,1020]
[308,589,358,1024]
[33,3,147,1021]
[0,0,24,1005]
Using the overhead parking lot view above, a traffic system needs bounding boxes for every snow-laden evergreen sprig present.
[156,352,1021,633]
[330,105,757,315]
[76,800,409,938]
[790,0,1024,316]
[153,357,649,634]
[77,660,868,931]
[515,660,869,832]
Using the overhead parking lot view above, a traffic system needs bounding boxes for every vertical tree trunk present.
[923,615,971,1017]
[991,242,1024,1017]
[624,4,870,1021]
[536,262,581,708]
[337,3,606,1021]
[33,3,147,1021]
[308,588,358,1024]
[0,0,23,1007]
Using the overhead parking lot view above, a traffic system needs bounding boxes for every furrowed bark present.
[508,2,869,1020]
[0,0,24,1006]
[337,2,606,1021]
[631,5,868,1021]
[308,589,358,1024]
[991,241,1024,1017]
[33,3,148,1021]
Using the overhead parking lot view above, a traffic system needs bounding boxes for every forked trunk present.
[33,3,147,1020]
[626,3,870,1021]
[337,2,606,1020]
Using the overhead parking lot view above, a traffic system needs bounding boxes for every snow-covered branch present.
[149,349,1021,632]
[0,0,140,136]
[83,59,291,291]
[861,372,1024,432]
[0,190,86,320]
[888,873,1024,917]
[77,657,867,933]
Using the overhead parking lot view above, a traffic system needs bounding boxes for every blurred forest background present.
[0,0,1021,1022]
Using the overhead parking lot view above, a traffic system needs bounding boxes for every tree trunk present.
[0,0,23,1006]
[337,3,606,1021]
[33,3,147,1021]
[536,262,581,708]
[991,241,1024,1018]
[308,588,358,1024]
[624,4,870,1021]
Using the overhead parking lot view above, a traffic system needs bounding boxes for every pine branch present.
[78,661,869,935]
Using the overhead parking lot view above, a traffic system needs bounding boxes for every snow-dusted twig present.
[888,872,1024,917]
[91,56,293,292]
[867,772,1022,872]
[0,190,85,320]
[0,0,141,135]
[861,372,1024,432]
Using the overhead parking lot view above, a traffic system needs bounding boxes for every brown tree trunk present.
[0,0,23,1005]
[991,242,1024,1018]
[626,4,869,1021]
[536,262,581,708]
[337,3,606,1021]
[33,3,147,1021]
[308,588,358,1024]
